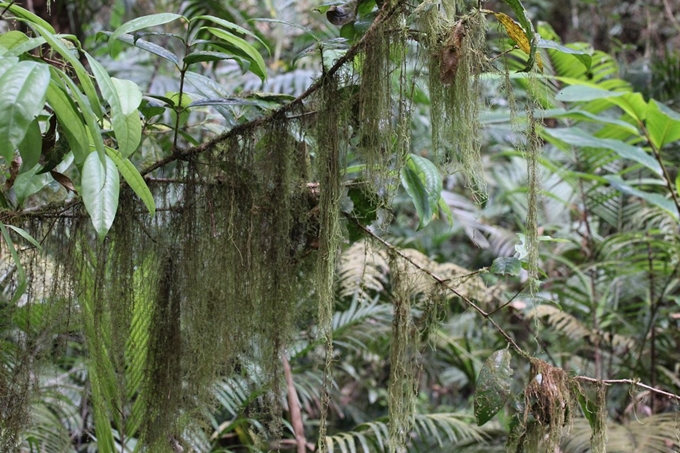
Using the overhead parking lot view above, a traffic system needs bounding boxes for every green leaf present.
[203,27,267,81]
[86,54,141,158]
[106,147,155,216]
[81,152,120,240]
[0,223,27,303]
[540,108,638,134]
[646,99,680,149]
[45,80,89,163]
[605,175,678,220]
[0,30,28,51]
[104,31,180,67]
[555,85,626,102]
[55,68,107,163]
[183,50,240,65]
[13,164,51,205]
[7,225,42,250]
[400,154,442,230]
[111,78,142,116]
[475,349,513,426]
[30,24,103,120]
[109,13,184,43]
[0,61,50,161]
[18,119,42,170]
[606,92,648,123]
[2,36,46,57]
[193,15,270,52]
[544,127,662,176]
[438,197,454,226]
[537,38,591,71]
[490,257,522,276]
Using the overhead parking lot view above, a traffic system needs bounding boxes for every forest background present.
[1,0,680,452]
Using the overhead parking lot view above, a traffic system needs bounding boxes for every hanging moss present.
[448,11,488,203]
[525,105,541,294]
[357,13,410,205]
[315,75,345,453]
[387,255,418,453]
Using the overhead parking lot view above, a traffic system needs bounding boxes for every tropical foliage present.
[0,0,679,452]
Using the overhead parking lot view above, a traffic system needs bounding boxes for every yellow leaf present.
[494,12,543,72]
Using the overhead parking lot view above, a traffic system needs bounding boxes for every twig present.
[574,376,680,402]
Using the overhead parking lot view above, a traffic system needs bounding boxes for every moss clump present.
[509,359,575,452]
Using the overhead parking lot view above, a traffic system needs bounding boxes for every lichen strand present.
[525,105,541,294]
[357,14,408,203]
[315,76,345,453]
[388,255,418,453]
[446,11,488,203]
[416,1,448,162]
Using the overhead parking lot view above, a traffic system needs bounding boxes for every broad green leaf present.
[249,17,318,43]
[111,78,142,116]
[18,118,42,170]
[0,2,55,33]
[13,164,51,205]
[606,92,647,123]
[0,56,18,73]
[555,85,625,102]
[55,68,107,162]
[0,30,28,51]
[544,127,662,176]
[193,15,270,51]
[400,154,442,230]
[86,55,140,158]
[109,13,183,43]
[0,61,50,161]
[45,80,89,163]
[475,349,513,426]
[2,36,46,57]
[605,175,678,220]
[106,147,155,216]
[646,99,680,149]
[81,152,120,240]
[490,257,522,276]
[203,27,267,80]
[0,223,27,303]
[537,38,591,71]
[30,24,103,120]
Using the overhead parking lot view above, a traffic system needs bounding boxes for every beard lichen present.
[315,75,345,453]
[421,7,488,203]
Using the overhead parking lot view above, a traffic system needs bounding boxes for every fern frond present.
[326,413,488,453]
[562,414,680,453]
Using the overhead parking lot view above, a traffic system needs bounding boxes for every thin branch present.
[574,376,680,402]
